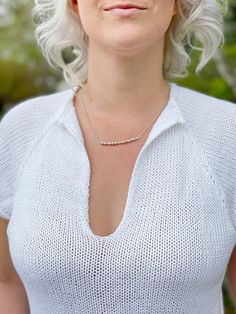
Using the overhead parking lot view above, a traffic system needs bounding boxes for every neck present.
[80,39,170,120]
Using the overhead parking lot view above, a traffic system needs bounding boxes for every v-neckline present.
[57,82,185,241]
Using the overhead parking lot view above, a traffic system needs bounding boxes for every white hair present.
[32,0,228,87]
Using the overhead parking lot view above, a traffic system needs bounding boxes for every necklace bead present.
[74,86,168,146]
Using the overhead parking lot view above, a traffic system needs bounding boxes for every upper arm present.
[0,218,23,285]
[0,112,23,284]
[227,246,236,310]
[228,246,236,273]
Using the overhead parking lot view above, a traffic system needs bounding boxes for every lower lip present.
[104,8,147,16]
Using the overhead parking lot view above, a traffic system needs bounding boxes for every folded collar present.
[57,82,186,149]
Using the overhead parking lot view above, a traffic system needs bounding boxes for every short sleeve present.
[0,99,47,220]
[212,106,236,236]
[0,91,72,220]
[0,110,16,220]
[204,108,236,236]
[0,101,48,220]
[174,86,236,237]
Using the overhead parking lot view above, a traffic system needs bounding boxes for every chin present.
[104,33,149,51]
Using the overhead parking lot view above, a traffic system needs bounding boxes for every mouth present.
[104,3,147,11]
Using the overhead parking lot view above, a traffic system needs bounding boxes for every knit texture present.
[0,82,236,313]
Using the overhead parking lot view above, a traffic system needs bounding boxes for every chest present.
[7,125,236,307]
[84,135,148,237]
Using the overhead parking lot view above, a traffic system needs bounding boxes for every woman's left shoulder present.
[173,83,236,133]
[174,83,236,110]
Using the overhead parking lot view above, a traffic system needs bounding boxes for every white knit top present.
[0,82,236,314]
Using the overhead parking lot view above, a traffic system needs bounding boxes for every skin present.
[71,0,178,125]
[70,1,236,305]
[228,249,236,308]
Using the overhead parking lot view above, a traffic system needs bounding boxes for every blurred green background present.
[0,0,236,113]
[0,1,235,312]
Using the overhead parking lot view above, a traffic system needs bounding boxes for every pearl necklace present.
[74,86,167,146]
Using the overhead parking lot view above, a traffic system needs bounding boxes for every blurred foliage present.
[175,0,236,102]
[0,0,235,115]
[0,1,235,311]
[0,0,62,113]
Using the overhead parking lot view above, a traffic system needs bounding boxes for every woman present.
[0,0,235,313]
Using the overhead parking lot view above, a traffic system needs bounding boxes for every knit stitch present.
[0,82,235,313]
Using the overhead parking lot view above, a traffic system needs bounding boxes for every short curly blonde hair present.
[32,0,228,87]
